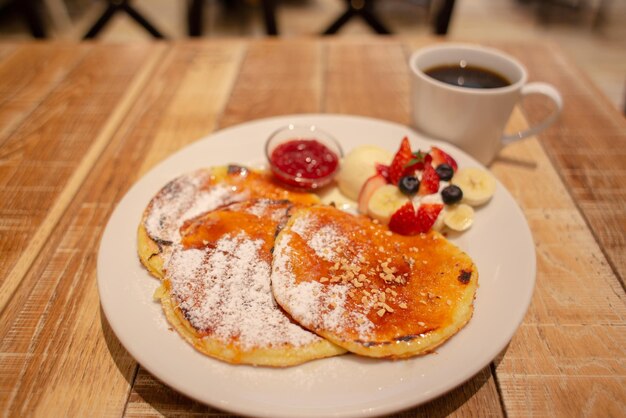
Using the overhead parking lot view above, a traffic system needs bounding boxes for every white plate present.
[97,114,535,417]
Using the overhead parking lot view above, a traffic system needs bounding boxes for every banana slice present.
[336,146,393,201]
[367,184,409,224]
[443,203,475,232]
[451,167,496,206]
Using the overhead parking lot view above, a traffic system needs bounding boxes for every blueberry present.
[398,176,420,196]
[441,185,463,204]
[435,164,454,181]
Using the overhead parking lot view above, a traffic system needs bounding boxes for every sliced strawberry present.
[375,163,389,181]
[388,202,419,235]
[388,137,413,186]
[388,202,443,235]
[414,203,444,233]
[406,149,430,171]
[430,146,458,171]
[357,174,387,214]
[418,163,439,195]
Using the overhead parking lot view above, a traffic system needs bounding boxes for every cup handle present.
[502,82,563,144]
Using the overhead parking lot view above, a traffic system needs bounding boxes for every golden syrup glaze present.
[138,165,320,281]
[179,199,294,264]
[173,199,317,340]
[215,166,320,206]
[272,205,478,358]
[142,165,318,246]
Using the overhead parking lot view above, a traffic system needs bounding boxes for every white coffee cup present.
[409,43,562,165]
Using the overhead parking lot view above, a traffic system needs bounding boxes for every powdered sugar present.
[272,234,374,339]
[307,225,347,262]
[144,170,244,244]
[180,186,235,226]
[165,233,320,350]
[290,215,346,262]
[245,199,270,218]
[290,214,311,236]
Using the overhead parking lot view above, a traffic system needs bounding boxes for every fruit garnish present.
[430,146,458,171]
[388,137,414,186]
[367,184,409,224]
[375,163,390,181]
[388,202,418,235]
[350,137,494,235]
[357,174,387,214]
[398,175,420,196]
[416,203,444,233]
[406,150,430,171]
[443,203,475,232]
[417,163,439,195]
[435,163,454,181]
[389,202,443,235]
[451,167,496,206]
[441,184,463,204]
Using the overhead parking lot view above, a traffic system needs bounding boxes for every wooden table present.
[0,38,624,417]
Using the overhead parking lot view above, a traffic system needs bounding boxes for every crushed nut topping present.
[318,249,421,318]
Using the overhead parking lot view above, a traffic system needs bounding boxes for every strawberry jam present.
[269,139,339,189]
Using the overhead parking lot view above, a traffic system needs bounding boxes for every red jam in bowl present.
[269,138,340,189]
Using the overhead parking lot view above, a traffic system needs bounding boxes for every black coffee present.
[425,64,510,89]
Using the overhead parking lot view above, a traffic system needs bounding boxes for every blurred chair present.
[433,0,455,34]
[0,0,47,37]
[187,0,278,36]
[0,0,73,38]
[84,0,165,39]
[323,0,391,34]
[323,0,456,35]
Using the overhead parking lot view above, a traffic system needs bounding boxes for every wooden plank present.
[397,367,503,417]
[498,42,626,287]
[137,41,246,175]
[0,43,161,310]
[489,109,626,416]
[0,44,17,63]
[218,39,322,129]
[0,41,245,417]
[0,46,163,316]
[125,368,226,417]
[324,39,411,125]
[0,43,90,144]
[0,42,167,414]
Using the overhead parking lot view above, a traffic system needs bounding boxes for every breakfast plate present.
[97,114,536,417]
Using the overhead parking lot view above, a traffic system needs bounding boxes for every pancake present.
[271,205,478,359]
[153,199,346,366]
[137,165,319,280]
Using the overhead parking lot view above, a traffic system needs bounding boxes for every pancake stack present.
[138,165,478,367]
